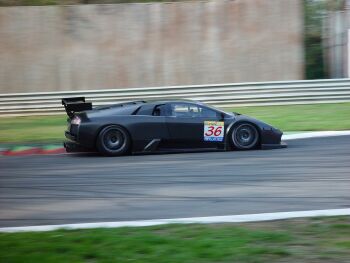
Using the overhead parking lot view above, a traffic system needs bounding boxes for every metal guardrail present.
[0,78,350,116]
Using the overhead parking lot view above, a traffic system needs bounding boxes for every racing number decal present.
[204,121,224,142]
[205,126,222,136]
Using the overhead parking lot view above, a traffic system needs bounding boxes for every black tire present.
[231,123,259,150]
[96,125,131,156]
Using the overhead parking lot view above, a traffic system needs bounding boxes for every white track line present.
[1,208,349,233]
[282,130,350,141]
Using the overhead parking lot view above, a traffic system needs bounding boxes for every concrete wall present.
[324,9,350,78]
[0,0,304,94]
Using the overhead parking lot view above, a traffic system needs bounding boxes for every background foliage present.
[304,0,327,79]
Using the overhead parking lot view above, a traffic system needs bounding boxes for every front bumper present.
[261,141,287,150]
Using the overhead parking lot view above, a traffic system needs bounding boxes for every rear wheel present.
[231,123,259,150]
[96,125,131,156]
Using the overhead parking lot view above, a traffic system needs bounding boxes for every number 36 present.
[205,126,222,136]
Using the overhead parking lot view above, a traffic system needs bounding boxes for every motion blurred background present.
[1,2,350,262]
[0,0,348,94]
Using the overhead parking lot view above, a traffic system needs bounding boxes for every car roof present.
[144,100,227,114]
[146,99,205,105]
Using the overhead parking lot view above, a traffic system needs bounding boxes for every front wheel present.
[231,123,259,150]
[96,125,131,156]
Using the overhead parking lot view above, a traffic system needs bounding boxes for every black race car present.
[62,98,286,156]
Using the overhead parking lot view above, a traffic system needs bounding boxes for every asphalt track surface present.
[0,136,349,228]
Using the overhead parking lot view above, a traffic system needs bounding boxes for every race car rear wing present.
[61,97,92,118]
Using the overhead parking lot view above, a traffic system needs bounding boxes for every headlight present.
[71,116,81,125]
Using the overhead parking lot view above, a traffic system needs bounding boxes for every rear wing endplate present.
[61,97,92,118]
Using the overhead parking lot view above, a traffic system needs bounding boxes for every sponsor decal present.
[204,121,224,142]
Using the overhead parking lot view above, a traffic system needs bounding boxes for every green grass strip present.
[0,216,349,262]
[41,145,63,151]
[0,115,66,144]
[9,146,36,152]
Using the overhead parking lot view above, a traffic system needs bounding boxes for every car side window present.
[200,107,220,118]
[152,104,169,116]
[171,103,219,118]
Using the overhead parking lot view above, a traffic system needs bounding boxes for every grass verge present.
[0,102,349,144]
[0,115,66,144]
[0,216,350,262]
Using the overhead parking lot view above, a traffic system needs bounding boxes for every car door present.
[128,103,171,151]
[165,102,225,149]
